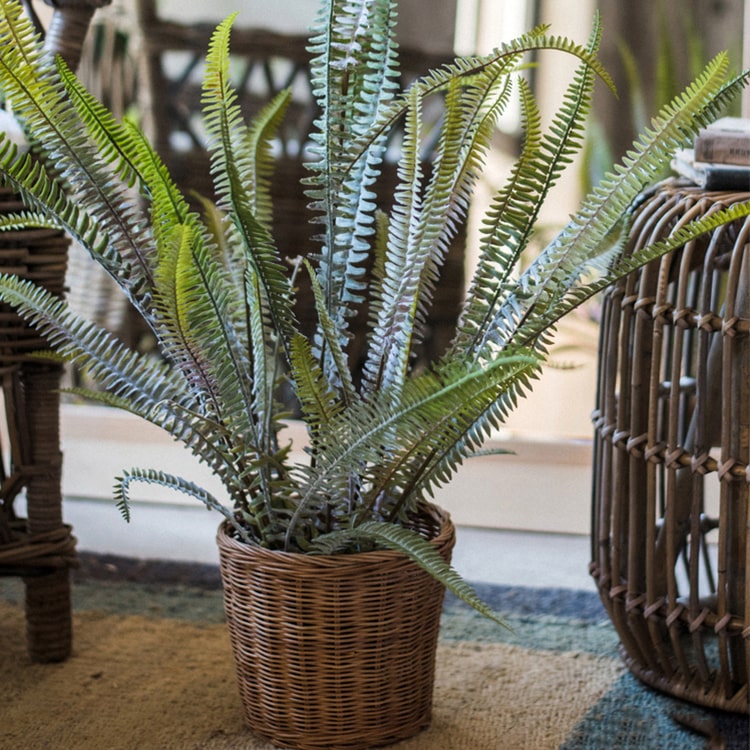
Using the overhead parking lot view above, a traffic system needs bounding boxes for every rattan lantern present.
[591,181,750,714]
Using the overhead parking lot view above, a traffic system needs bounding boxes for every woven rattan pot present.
[591,181,750,714]
[216,503,455,750]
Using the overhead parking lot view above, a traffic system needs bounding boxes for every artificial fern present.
[0,0,748,618]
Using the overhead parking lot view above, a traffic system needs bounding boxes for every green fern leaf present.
[201,16,298,361]
[114,467,254,543]
[362,84,424,394]
[289,333,345,432]
[0,5,159,298]
[488,52,749,357]
[284,350,540,543]
[305,0,400,376]
[303,258,356,403]
[0,273,191,412]
[458,17,603,355]
[345,24,614,172]
[243,88,293,228]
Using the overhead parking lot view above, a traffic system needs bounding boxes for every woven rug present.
[1,554,747,750]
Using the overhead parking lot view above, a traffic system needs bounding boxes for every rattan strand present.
[217,504,455,750]
[591,180,750,714]
[0,187,69,363]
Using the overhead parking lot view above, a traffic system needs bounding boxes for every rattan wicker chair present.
[591,180,750,714]
[0,0,109,663]
[65,0,141,349]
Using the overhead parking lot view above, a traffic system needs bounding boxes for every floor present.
[56,403,599,593]
[451,525,594,590]
[62,497,596,592]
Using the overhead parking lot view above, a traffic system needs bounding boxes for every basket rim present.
[216,502,454,568]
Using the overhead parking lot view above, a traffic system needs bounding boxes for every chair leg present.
[21,363,72,663]
[24,569,72,662]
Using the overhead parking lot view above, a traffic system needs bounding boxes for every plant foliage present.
[0,0,748,619]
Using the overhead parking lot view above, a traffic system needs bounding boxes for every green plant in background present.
[0,0,747,620]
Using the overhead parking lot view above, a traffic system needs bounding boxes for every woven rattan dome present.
[591,181,750,713]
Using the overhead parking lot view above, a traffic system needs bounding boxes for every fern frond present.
[0,273,192,411]
[457,17,602,354]
[284,350,540,545]
[0,134,117,276]
[114,467,253,543]
[201,16,298,362]
[479,52,747,358]
[455,76,543,351]
[56,59,144,189]
[0,5,158,299]
[344,23,615,173]
[289,333,345,435]
[202,15,291,229]
[153,221,271,475]
[367,57,517,395]
[360,354,541,516]
[244,88,292,228]
[0,209,62,231]
[145,400,294,545]
[304,258,356,403]
[305,0,400,376]
[151,222,226,412]
[60,385,244,497]
[528,198,750,336]
[408,68,513,322]
[362,84,424,394]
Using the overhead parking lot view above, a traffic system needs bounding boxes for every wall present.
[154,0,456,52]
[58,404,593,564]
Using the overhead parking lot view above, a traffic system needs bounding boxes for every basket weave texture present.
[591,181,750,714]
[0,187,68,362]
[217,503,455,750]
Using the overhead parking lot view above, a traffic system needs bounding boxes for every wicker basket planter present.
[216,503,455,750]
[591,181,750,714]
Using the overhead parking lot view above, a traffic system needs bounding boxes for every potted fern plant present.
[0,0,748,747]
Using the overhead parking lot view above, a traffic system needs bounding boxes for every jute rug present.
[1,556,747,750]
